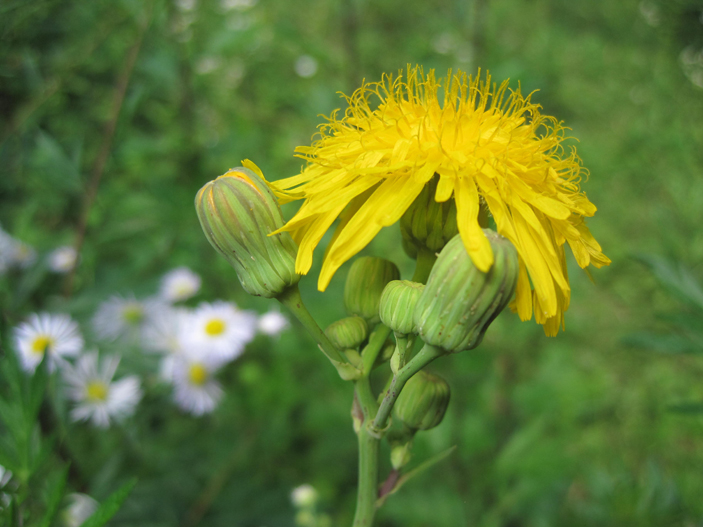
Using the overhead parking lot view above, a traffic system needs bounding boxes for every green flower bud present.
[400,176,459,259]
[379,280,425,336]
[324,316,368,350]
[195,161,301,298]
[414,231,519,353]
[394,370,450,431]
[344,257,400,325]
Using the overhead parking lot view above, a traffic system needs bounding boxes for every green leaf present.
[635,254,703,312]
[667,402,703,415]
[79,478,137,527]
[38,466,69,527]
[621,332,702,354]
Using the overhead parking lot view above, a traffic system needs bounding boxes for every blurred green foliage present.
[2,0,703,525]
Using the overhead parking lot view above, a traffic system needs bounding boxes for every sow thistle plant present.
[196,65,609,526]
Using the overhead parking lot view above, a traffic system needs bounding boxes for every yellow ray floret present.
[269,65,610,335]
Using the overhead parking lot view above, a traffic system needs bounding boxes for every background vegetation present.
[2,0,703,525]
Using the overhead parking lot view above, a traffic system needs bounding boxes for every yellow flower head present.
[270,66,610,335]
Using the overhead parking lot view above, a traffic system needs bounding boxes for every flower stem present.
[352,421,379,527]
[277,285,360,380]
[371,343,444,433]
[412,247,436,284]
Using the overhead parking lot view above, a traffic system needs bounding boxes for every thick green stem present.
[352,423,379,527]
[278,285,360,380]
[371,343,444,433]
[412,247,436,284]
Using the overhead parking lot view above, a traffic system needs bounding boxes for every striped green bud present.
[394,370,450,431]
[400,176,459,259]
[324,316,368,350]
[344,257,400,325]
[379,280,425,336]
[195,161,301,298]
[414,231,519,353]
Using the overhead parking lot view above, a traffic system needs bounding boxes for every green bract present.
[324,316,369,350]
[379,280,425,336]
[195,165,301,298]
[344,257,400,325]
[400,176,459,259]
[394,370,450,431]
[414,230,519,353]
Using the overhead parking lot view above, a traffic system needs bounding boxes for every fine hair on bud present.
[414,230,519,353]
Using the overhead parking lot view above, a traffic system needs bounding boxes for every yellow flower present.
[270,66,610,335]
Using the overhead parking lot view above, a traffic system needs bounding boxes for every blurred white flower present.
[48,246,78,273]
[175,0,197,11]
[196,56,222,75]
[0,465,12,488]
[63,352,142,428]
[10,240,36,269]
[0,229,14,274]
[141,306,191,355]
[93,295,165,341]
[160,267,201,302]
[62,493,98,527]
[0,464,13,510]
[221,0,257,11]
[258,310,289,336]
[171,350,225,415]
[294,55,318,78]
[13,313,83,372]
[291,484,318,508]
[183,301,257,362]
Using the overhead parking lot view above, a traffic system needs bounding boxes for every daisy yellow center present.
[188,363,208,385]
[85,381,109,402]
[205,318,226,336]
[268,65,611,336]
[31,335,54,354]
[123,305,144,325]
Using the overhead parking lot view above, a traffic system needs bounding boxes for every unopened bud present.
[400,176,459,259]
[379,280,424,336]
[195,161,301,298]
[394,370,450,431]
[344,257,400,325]
[324,316,368,350]
[414,231,519,353]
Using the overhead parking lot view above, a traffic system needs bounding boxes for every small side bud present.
[400,176,459,259]
[324,316,368,350]
[379,280,425,336]
[414,231,519,353]
[195,161,301,298]
[394,370,450,431]
[344,257,400,325]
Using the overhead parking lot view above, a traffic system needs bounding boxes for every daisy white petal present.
[93,295,167,341]
[63,352,142,428]
[13,313,83,372]
[171,351,224,416]
[63,493,98,527]
[141,306,190,355]
[182,301,257,362]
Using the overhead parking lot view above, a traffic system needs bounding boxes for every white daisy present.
[63,352,142,428]
[159,267,201,302]
[258,310,290,336]
[171,349,225,416]
[13,313,84,372]
[62,493,98,527]
[48,246,78,273]
[182,301,257,361]
[93,295,165,341]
